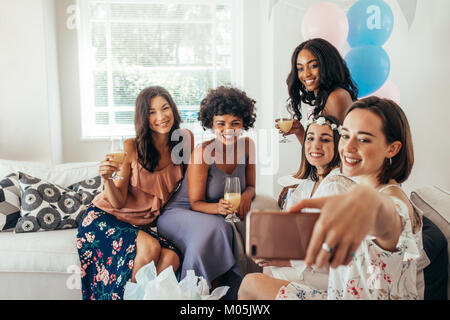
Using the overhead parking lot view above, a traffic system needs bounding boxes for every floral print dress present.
[276,194,421,300]
[77,205,181,300]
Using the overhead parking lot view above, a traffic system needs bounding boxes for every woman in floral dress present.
[239,97,422,300]
[77,86,193,300]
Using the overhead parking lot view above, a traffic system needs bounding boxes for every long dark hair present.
[345,97,414,184]
[286,38,358,121]
[134,86,182,172]
[294,115,341,181]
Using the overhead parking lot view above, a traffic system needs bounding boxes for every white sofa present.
[1,159,448,300]
[0,159,101,300]
[0,158,279,300]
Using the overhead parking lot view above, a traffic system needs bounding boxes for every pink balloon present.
[301,2,349,50]
[362,79,401,104]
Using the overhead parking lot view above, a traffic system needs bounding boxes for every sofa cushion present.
[0,228,79,273]
[14,172,101,233]
[410,186,449,252]
[48,161,100,187]
[0,173,21,231]
[410,185,450,299]
[0,159,100,187]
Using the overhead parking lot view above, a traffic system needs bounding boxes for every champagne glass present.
[109,136,124,180]
[224,176,241,223]
[283,188,302,212]
[282,188,294,212]
[277,102,294,143]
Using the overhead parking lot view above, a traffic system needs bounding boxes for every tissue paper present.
[123,261,229,300]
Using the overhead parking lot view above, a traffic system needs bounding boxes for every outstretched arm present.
[289,184,403,269]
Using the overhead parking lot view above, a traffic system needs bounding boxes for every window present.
[77,0,242,139]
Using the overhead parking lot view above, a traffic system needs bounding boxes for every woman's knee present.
[238,273,264,300]
[159,248,180,272]
[135,231,162,264]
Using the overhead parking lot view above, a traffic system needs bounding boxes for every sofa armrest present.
[410,185,450,299]
[250,193,279,212]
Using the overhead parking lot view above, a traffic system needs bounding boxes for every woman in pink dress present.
[77,86,193,300]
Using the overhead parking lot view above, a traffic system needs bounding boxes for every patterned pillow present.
[14,172,103,233]
[0,173,20,231]
[68,176,103,206]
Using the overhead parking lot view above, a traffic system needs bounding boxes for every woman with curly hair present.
[277,38,358,144]
[157,86,257,299]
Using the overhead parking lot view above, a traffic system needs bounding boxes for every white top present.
[276,185,422,300]
[271,168,355,289]
[284,168,355,211]
[300,104,316,127]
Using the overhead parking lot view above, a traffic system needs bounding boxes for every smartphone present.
[245,210,320,260]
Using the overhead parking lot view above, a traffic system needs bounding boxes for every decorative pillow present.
[14,172,103,233]
[68,176,103,206]
[0,173,21,231]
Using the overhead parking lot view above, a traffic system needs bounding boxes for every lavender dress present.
[156,159,246,299]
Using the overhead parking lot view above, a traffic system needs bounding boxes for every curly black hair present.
[198,86,257,130]
[286,38,358,121]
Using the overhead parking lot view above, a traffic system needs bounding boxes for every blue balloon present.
[347,0,394,47]
[345,45,390,97]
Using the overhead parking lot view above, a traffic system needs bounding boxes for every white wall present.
[0,0,449,196]
[54,0,110,163]
[384,0,450,194]
[0,0,61,164]
[268,0,450,196]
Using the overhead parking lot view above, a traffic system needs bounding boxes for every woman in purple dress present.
[157,86,257,299]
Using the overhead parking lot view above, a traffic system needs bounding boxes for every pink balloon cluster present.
[301,1,400,104]
[301,2,348,50]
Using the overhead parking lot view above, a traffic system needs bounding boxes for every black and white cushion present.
[68,176,103,206]
[0,173,20,231]
[14,172,103,233]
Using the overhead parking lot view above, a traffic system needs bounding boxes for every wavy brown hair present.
[134,86,182,172]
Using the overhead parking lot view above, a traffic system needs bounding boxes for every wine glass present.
[277,102,294,143]
[224,176,241,223]
[109,136,124,180]
[283,188,300,212]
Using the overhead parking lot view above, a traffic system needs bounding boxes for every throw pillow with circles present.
[15,172,103,233]
[67,175,103,205]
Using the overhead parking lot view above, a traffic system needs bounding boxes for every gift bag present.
[123,261,229,300]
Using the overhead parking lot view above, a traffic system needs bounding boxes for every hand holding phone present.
[245,210,320,260]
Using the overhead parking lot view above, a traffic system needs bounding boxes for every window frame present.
[76,0,243,140]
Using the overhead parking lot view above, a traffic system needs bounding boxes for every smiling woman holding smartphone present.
[239,97,423,300]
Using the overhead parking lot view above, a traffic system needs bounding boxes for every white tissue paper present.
[123,261,229,300]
